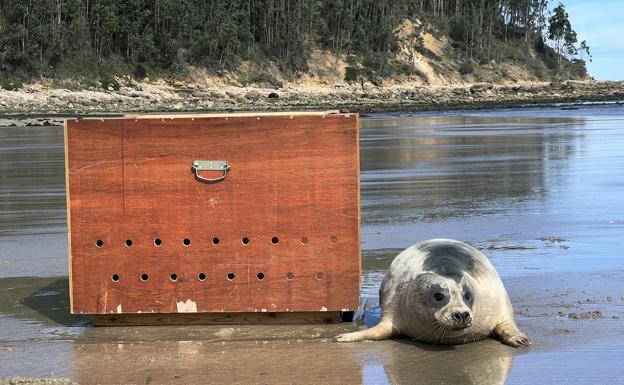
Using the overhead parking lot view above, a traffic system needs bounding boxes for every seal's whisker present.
[427,323,441,344]
[439,329,448,344]
[431,322,446,343]
[434,326,445,343]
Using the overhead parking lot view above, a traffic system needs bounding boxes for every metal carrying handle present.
[192,160,230,183]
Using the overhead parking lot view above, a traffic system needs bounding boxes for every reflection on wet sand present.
[378,340,513,385]
[69,336,514,385]
[361,115,585,224]
[71,338,365,384]
[0,276,363,382]
[0,126,66,235]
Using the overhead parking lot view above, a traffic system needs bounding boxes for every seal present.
[336,239,531,347]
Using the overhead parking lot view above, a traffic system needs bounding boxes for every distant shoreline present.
[1,80,622,118]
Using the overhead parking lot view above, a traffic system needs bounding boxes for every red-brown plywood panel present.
[65,112,360,314]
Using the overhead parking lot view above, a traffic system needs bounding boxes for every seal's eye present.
[433,292,445,301]
[464,292,472,301]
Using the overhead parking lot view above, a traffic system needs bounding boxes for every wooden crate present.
[64,111,360,320]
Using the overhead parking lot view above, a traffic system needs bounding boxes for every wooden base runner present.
[93,311,354,326]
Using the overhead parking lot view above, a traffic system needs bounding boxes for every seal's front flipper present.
[336,319,394,342]
[494,322,531,348]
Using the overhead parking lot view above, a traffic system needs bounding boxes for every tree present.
[580,40,592,63]
[547,2,577,71]
[0,0,590,81]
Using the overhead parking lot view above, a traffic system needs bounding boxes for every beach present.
[1,104,624,384]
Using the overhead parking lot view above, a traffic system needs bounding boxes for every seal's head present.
[414,273,474,330]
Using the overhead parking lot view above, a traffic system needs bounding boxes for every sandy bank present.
[1,80,623,116]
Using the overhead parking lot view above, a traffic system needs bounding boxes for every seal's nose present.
[453,311,471,323]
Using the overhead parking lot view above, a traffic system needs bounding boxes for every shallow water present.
[1,105,624,383]
[361,106,624,295]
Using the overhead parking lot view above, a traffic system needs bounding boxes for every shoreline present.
[1,80,623,117]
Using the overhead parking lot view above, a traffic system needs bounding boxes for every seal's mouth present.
[437,319,472,331]
[438,316,473,330]
[450,321,472,330]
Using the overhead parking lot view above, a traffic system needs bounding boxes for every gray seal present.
[337,239,530,347]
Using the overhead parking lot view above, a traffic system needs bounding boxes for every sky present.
[563,0,624,80]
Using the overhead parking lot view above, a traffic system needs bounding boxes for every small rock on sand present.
[567,311,603,320]
[537,236,568,243]
[245,90,262,100]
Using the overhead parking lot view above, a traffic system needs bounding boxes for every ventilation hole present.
[300,237,309,245]
[241,237,250,245]
[198,273,207,281]
[256,272,265,281]
[111,274,120,282]
[140,273,149,282]
[212,237,220,245]
[170,273,178,282]
[286,272,294,280]
[271,236,279,245]
[153,238,162,246]
[183,238,191,246]
[96,239,104,248]
[227,272,236,281]
[316,271,324,280]
[125,239,133,247]
[329,236,338,244]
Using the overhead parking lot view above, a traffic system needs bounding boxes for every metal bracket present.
[191,160,230,183]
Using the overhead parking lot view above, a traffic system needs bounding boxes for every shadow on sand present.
[0,276,89,326]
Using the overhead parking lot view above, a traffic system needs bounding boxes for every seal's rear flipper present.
[335,319,394,342]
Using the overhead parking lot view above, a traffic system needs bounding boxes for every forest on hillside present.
[0,0,589,87]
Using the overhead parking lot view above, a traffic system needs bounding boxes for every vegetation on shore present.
[0,0,590,90]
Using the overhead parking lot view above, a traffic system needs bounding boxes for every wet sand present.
[2,105,624,384]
